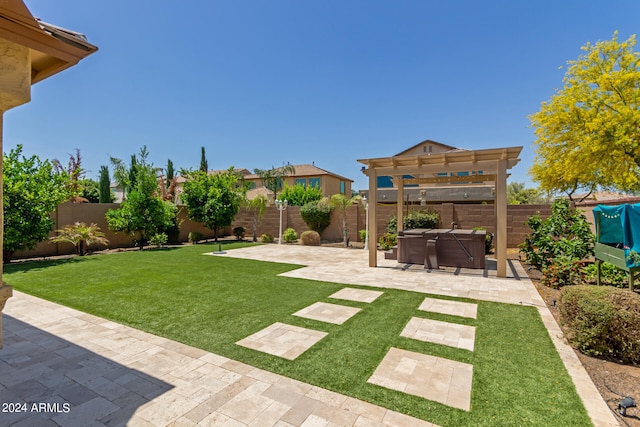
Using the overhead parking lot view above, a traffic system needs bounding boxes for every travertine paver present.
[400,317,476,351]
[236,322,328,360]
[293,301,361,325]
[329,287,384,303]
[4,292,440,426]
[368,347,473,411]
[418,297,478,319]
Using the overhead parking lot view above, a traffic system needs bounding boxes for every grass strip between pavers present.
[4,242,592,427]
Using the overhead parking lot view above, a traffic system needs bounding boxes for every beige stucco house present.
[361,139,497,204]
[0,0,97,348]
[244,163,353,203]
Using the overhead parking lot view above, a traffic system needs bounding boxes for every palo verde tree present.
[106,147,177,249]
[253,164,295,200]
[530,32,640,199]
[3,145,71,262]
[181,167,246,241]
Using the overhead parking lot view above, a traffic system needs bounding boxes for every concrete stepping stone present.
[293,302,361,325]
[236,322,327,360]
[418,297,478,319]
[328,287,383,303]
[368,347,473,411]
[401,317,476,351]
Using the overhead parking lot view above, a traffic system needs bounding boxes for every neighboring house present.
[154,164,353,205]
[243,163,353,203]
[360,139,496,204]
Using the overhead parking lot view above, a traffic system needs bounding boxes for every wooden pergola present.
[358,146,522,277]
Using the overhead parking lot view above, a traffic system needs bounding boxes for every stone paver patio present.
[418,297,478,319]
[328,287,383,304]
[367,347,474,412]
[236,322,328,360]
[400,317,476,351]
[292,302,361,325]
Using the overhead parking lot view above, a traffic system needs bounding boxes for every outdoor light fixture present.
[275,199,288,245]
[618,396,636,416]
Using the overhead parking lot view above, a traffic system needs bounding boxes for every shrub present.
[282,227,297,243]
[188,231,204,243]
[559,285,640,365]
[378,232,397,250]
[260,233,274,243]
[386,209,440,233]
[50,222,109,256]
[359,229,367,242]
[541,256,587,288]
[149,233,168,247]
[520,199,594,271]
[584,262,628,287]
[278,183,323,206]
[233,226,246,240]
[300,230,321,246]
[300,199,333,233]
[473,226,494,254]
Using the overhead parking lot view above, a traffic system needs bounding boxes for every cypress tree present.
[200,147,208,172]
[98,165,112,203]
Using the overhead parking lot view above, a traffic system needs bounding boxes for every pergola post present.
[368,169,378,267]
[396,177,404,233]
[495,159,508,277]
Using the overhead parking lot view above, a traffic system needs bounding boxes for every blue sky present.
[5,1,639,191]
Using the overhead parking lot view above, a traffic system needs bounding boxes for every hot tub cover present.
[593,203,640,267]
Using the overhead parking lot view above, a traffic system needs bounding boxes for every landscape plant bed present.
[525,262,640,426]
[5,242,591,426]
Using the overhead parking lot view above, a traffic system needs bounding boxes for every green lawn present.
[4,242,591,426]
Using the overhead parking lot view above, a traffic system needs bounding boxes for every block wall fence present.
[13,202,563,259]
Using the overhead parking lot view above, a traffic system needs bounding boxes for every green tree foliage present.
[98,165,114,203]
[530,32,640,198]
[200,147,208,172]
[278,183,323,206]
[3,145,71,262]
[50,222,109,256]
[166,159,175,188]
[300,198,333,234]
[330,193,360,246]
[181,167,246,241]
[106,148,177,249]
[79,179,100,203]
[507,182,548,205]
[520,199,594,274]
[385,209,441,233]
[253,165,295,200]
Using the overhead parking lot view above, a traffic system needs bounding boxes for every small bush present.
[233,226,246,240]
[559,285,640,365]
[386,209,440,233]
[520,199,594,271]
[359,229,367,242]
[541,256,587,288]
[300,230,321,246]
[260,233,274,243]
[149,233,168,247]
[583,262,628,287]
[282,227,297,243]
[188,231,204,244]
[378,232,397,250]
[300,199,333,233]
